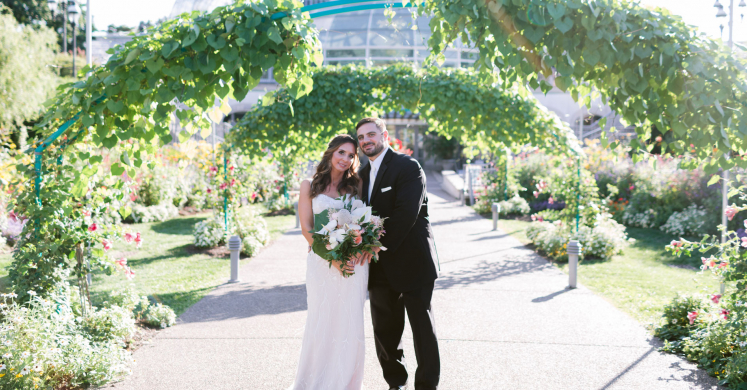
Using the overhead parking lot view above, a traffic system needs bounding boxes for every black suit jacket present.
[360,149,439,292]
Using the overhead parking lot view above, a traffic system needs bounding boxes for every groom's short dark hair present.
[356,117,386,132]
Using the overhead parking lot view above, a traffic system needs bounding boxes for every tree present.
[1,0,51,25]
[0,6,58,133]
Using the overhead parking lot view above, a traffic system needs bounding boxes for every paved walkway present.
[111,172,720,389]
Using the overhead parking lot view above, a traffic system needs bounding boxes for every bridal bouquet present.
[311,194,386,277]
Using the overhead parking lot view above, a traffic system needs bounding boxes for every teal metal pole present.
[503,149,508,201]
[575,156,581,234]
[223,151,228,234]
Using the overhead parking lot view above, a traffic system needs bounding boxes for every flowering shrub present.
[477,195,530,217]
[81,305,136,343]
[526,212,630,262]
[193,207,270,257]
[193,218,225,249]
[656,192,747,388]
[130,203,179,223]
[660,204,712,237]
[0,288,133,389]
[142,303,176,329]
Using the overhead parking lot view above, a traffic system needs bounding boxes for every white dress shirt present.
[368,145,390,201]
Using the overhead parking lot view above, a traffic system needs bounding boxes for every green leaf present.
[547,3,566,20]
[124,49,141,65]
[267,26,283,44]
[207,34,227,49]
[121,151,132,166]
[178,130,191,143]
[707,174,720,186]
[119,206,132,220]
[554,16,573,33]
[111,163,125,176]
[107,100,124,113]
[182,24,201,47]
[71,177,88,198]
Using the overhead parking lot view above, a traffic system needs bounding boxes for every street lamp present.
[67,0,79,76]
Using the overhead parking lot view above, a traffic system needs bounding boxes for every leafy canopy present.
[423,0,747,172]
[230,64,580,161]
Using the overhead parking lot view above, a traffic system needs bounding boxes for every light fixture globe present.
[716,6,728,17]
[739,0,746,7]
[714,0,724,7]
[67,1,79,23]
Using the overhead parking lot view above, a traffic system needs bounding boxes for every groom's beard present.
[361,141,384,158]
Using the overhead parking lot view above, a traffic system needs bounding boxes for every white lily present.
[351,199,364,210]
[351,206,372,224]
[328,236,339,249]
[317,220,338,234]
[349,224,361,231]
[331,229,346,243]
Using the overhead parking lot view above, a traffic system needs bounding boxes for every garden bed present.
[493,216,719,325]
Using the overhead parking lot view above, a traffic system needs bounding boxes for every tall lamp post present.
[67,1,80,77]
[713,0,746,243]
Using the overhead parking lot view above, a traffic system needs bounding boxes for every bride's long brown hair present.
[310,135,361,199]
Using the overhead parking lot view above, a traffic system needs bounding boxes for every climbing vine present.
[423,0,747,173]
[230,64,579,162]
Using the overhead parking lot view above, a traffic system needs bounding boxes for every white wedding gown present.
[290,194,369,390]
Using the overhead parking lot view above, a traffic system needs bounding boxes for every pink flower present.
[687,311,698,325]
[210,166,218,173]
[229,166,234,172]
[531,214,544,222]
[351,230,362,246]
[711,294,722,304]
[129,193,137,202]
[102,239,113,251]
[670,240,682,248]
[219,183,228,190]
[124,266,135,280]
[134,232,142,248]
[533,191,539,198]
[655,136,663,143]
[548,197,554,205]
[629,185,635,191]
[325,244,333,250]
[123,232,134,243]
[82,210,91,217]
[88,223,98,232]
[230,179,236,187]
[251,192,257,200]
[725,205,738,221]
[116,258,127,267]
[720,309,730,320]
[741,237,747,248]
[207,188,212,194]
[718,261,729,269]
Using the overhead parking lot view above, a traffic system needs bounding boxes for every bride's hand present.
[335,259,355,276]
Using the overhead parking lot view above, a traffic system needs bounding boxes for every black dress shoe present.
[388,387,406,390]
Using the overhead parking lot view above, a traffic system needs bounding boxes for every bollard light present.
[491,202,500,231]
[567,240,581,289]
[228,235,242,283]
[294,201,300,229]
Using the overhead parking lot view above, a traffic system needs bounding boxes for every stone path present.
[111,172,720,390]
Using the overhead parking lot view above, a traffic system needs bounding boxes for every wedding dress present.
[290,194,369,390]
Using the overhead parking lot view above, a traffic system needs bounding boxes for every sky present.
[88,0,747,43]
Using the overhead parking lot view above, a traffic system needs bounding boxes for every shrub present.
[660,204,715,238]
[193,218,225,248]
[81,305,136,343]
[654,295,705,346]
[143,303,176,329]
[130,203,179,223]
[526,213,631,262]
[0,289,133,389]
[476,195,531,216]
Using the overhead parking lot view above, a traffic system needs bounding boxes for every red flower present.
[207,188,212,194]
[720,309,730,320]
[687,311,698,325]
[230,179,236,187]
[88,223,98,232]
[725,205,738,221]
[102,239,113,251]
[711,294,721,304]
[124,266,135,280]
[134,232,142,248]
[220,183,228,190]
[116,257,127,267]
[124,232,134,243]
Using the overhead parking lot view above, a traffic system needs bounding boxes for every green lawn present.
[496,219,720,326]
[0,211,295,316]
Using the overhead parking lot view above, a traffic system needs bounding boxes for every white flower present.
[3,340,11,346]
[20,366,29,375]
[331,199,344,209]
[2,353,11,359]
[351,206,372,224]
[349,224,361,231]
[7,293,17,299]
[335,209,353,226]
[317,220,337,235]
[33,364,42,372]
[351,199,365,210]
[0,364,5,371]
[26,290,36,296]
[59,339,69,346]
[331,229,346,243]
[21,351,30,358]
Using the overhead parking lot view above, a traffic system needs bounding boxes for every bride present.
[291,134,368,390]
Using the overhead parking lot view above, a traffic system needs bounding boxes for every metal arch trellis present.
[30,0,584,234]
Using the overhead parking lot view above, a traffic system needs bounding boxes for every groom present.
[356,117,440,390]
